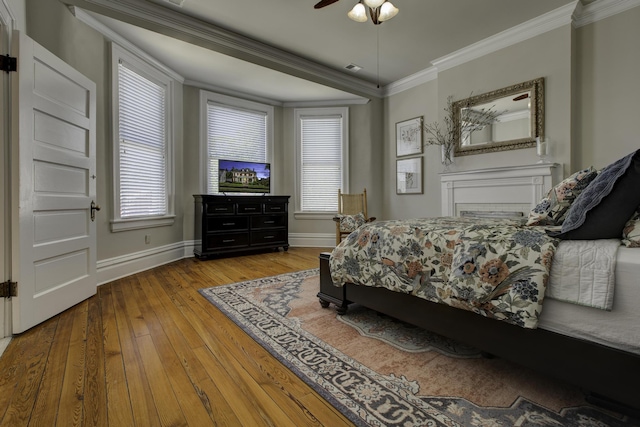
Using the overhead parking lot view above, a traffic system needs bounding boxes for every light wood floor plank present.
[57,300,89,427]
[136,335,189,427]
[111,282,161,427]
[100,284,136,427]
[0,319,58,427]
[28,308,74,426]
[82,290,108,427]
[130,275,217,426]
[0,248,354,426]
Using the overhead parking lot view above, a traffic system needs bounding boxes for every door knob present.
[91,200,101,222]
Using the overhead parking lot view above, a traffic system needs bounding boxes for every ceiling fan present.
[314,0,340,8]
[314,0,399,24]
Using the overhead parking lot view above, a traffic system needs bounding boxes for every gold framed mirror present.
[453,77,544,156]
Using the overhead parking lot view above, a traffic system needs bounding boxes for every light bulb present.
[348,3,368,22]
[378,1,399,21]
[363,0,385,8]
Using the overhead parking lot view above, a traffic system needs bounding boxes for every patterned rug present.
[199,269,636,427]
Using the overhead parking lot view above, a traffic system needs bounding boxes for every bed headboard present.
[440,164,561,217]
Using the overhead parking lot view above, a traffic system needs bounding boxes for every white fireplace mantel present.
[440,164,561,217]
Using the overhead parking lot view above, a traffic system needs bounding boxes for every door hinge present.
[0,281,17,298]
[1,55,17,73]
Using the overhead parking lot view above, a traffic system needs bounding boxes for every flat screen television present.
[218,159,271,194]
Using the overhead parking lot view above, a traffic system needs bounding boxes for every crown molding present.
[67,0,382,99]
[431,1,578,73]
[70,6,185,82]
[185,79,283,107]
[383,66,438,97]
[572,0,640,27]
[283,98,370,108]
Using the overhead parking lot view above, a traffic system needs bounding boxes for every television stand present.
[193,195,290,259]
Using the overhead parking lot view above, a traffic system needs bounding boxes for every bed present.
[319,159,640,414]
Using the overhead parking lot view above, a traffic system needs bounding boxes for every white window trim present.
[294,107,349,219]
[110,42,175,232]
[199,90,274,194]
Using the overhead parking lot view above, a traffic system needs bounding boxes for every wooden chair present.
[332,188,376,246]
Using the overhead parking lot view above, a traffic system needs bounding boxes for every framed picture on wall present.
[396,116,423,157]
[396,157,423,194]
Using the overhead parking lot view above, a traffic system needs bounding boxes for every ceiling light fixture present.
[348,0,398,25]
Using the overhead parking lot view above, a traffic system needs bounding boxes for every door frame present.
[0,0,18,338]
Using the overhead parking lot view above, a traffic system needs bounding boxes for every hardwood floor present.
[0,247,354,426]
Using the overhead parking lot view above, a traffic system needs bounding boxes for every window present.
[200,91,273,193]
[295,107,349,214]
[111,43,174,231]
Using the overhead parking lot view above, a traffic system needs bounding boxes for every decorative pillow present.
[622,209,640,247]
[526,167,598,226]
[337,212,366,233]
[550,149,640,240]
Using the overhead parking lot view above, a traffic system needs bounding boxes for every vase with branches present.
[416,95,501,171]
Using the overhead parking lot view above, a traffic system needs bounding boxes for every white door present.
[11,30,97,333]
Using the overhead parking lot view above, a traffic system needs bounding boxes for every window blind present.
[300,115,342,212]
[206,102,267,193]
[118,63,167,218]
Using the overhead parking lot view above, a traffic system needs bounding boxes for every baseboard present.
[97,241,195,285]
[288,232,335,249]
[96,235,333,286]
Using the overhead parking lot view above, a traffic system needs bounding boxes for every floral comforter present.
[329,217,559,329]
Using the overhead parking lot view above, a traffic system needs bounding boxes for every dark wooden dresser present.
[193,195,290,259]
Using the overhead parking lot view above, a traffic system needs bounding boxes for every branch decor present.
[404,95,502,170]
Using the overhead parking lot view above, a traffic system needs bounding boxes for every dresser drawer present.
[237,202,262,214]
[205,203,234,215]
[264,203,286,213]
[205,232,249,249]
[250,230,287,246]
[251,215,285,229]
[207,217,249,232]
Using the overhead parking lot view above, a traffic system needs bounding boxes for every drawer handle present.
[244,207,256,211]
[222,222,236,226]
[222,239,235,243]
[264,221,275,224]
[264,236,275,239]
[270,207,281,210]
[215,208,227,211]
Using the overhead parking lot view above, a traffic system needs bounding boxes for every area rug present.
[199,269,635,426]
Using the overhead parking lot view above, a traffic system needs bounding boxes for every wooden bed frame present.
[318,253,640,416]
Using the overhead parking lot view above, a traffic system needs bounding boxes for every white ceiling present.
[71,0,579,103]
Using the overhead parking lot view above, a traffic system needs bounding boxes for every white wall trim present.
[70,5,185,83]
[283,98,370,108]
[431,2,578,73]
[0,0,17,30]
[186,79,284,107]
[182,80,371,108]
[383,66,438,97]
[96,237,332,285]
[97,241,190,285]
[572,0,640,28]
[288,233,335,249]
[439,164,560,217]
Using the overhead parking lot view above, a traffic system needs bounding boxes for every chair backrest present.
[338,189,368,218]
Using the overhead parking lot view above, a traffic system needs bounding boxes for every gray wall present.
[382,14,640,220]
[26,0,185,260]
[572,6,640,169]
